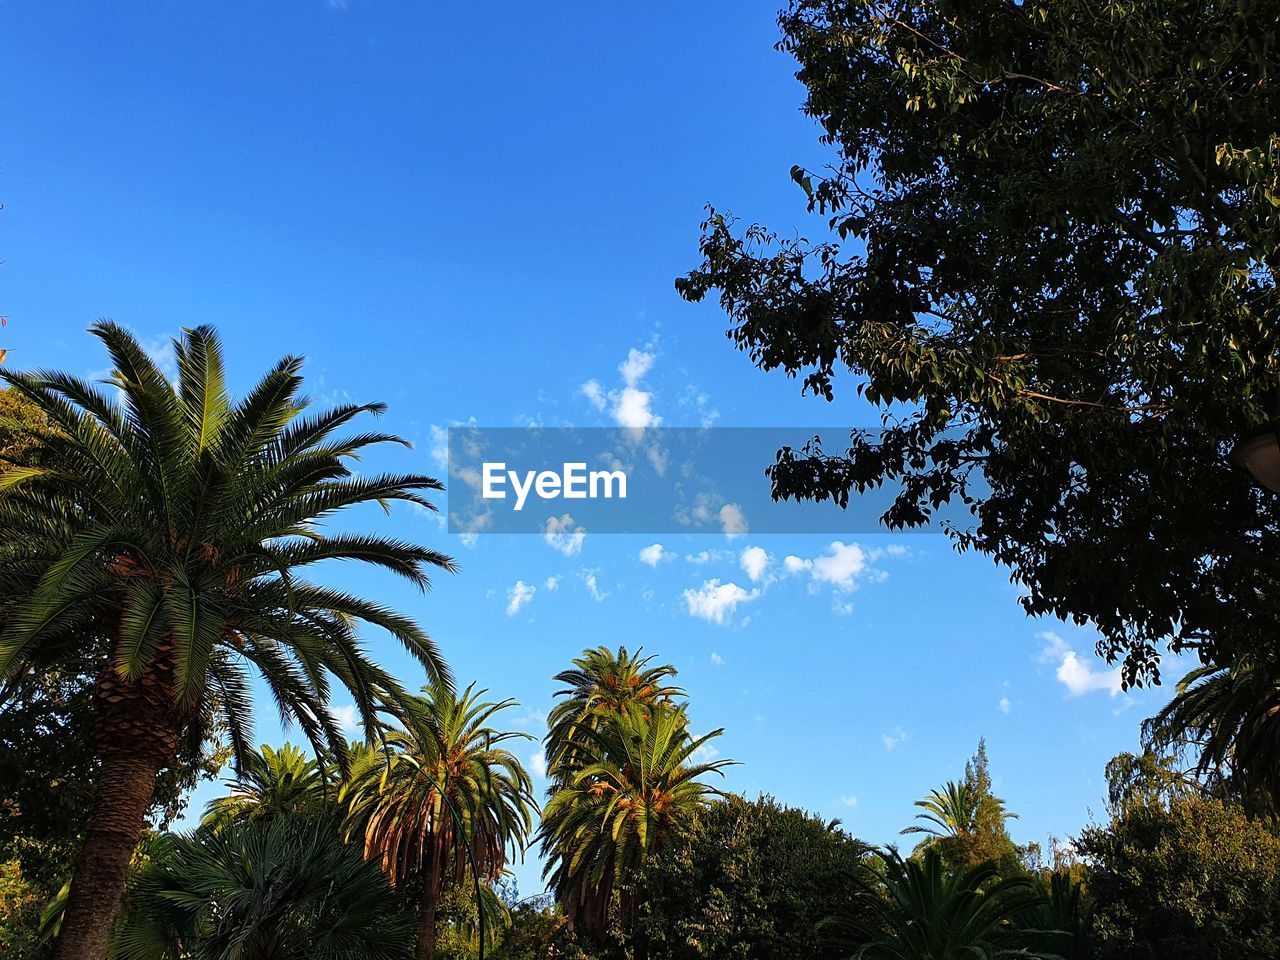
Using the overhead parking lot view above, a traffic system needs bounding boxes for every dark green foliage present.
[114,816,415,960]
[1026,871,1096,960]
[677,0,1280,686]
[633,794,869,960]
[822,848,1051,959]
[1077,795,1280,959]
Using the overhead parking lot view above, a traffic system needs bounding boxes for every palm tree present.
[538,702,731,939]
[1145,656,1280,813]
[544,646,683,785]
[0,324,454,959]
[822,847,1051,960]
[114,815,415,960]
[901,778,1018,863]
[341,682,536,960]
[202,743,333,830]
[1026,871,1094,960]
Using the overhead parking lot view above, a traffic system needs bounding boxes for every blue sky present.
[2,0,1186,893]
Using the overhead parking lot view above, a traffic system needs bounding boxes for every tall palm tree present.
[114,815,415,960]
[901,781,981,844]
[544,646,683,785]
[341,682,536,960]
[822,847,1051,960]
[901,780,1018,857]
[0,323,454,959]
[202,742,333,830]
[538,702,731,939]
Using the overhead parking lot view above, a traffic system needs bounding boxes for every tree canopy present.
[678,0,1280,683]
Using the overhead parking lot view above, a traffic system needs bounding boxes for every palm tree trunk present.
[415,853,444,960]
[54,650,186,960]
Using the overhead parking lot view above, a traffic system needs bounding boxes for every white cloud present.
[685,549,730,565]
[544,514,586,556]
[506,580,536,616]
[809,541,870,591]
[881,728,909,752]
[710,651,725,667]
[683,579,759,625]
[1037,631,1123,698]
[529,749,547,780]
[580,347,662,430]
[579,379,606,411]
[618,348,655,386]
[543,575,561,591]
[719,503,748,538]
[691,739,721,764]
[782,541,889,593]
[331,704,360,734]
[583,571,610,602]
[739,546,771,583]
[840,794,859,808]
[639,543,666,567]
[998,696,1012,714]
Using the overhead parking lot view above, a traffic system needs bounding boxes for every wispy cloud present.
[881,728,909,752]
[506,580,536,616]
[330,704,360,734]
[583,570,610,602]
[544,514,586,556]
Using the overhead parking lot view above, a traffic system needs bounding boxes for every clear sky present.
[2,0,1187,894]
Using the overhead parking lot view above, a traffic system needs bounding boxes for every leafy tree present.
[822,847,1050,959]
[676,0,1280,687]
[201,742,334,830]
[1076,794,1280,959]
[633,794,870,960]
[113,816,415,960]
[545,647,683,787]
[1103,751,1204,813]
[0,323,454,959]
[487,893,596,960]
[0,858,46,959]
[341,682,536,960]
[538,701,731,942]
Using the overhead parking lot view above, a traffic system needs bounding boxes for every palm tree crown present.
[115,816,415,960]
[341,682,536,960]
[539,701,731,938]
[822,847,1050,960]
[202,742,333,830]
[0,323,454,958]
[544,645,683,785]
